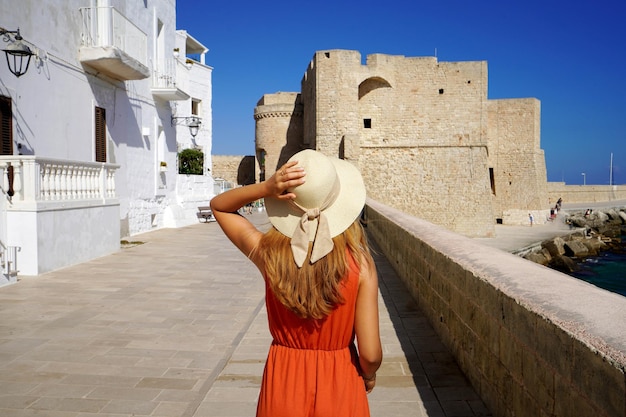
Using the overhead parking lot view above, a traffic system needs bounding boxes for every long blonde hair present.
[257,219,373,320]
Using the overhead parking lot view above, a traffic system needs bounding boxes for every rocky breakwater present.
[524,208,626,273]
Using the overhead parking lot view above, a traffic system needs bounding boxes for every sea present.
[569,238,626,297]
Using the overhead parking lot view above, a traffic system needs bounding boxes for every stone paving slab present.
[0,211,491,417]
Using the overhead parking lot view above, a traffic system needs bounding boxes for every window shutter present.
[95,106,106,162]
[0,96,13,155]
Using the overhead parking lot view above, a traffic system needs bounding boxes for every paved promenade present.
[0,210,493,417]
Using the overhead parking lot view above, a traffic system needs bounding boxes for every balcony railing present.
[0,156,119,210]
[79,6,149,80]
[153,58,177,89]
[0,244,19,279]
[151,58,190,101]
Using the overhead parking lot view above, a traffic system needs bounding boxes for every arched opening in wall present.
[358,76,392,100]
[237,156,256,185]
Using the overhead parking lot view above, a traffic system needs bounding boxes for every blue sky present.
[176,0,625,185]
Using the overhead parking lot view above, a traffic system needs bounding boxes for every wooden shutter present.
[95,106,106,162]
[0,96,13,155]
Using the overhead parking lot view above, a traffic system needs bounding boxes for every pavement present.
[474,217,577,253]
[1,201,624,417]
[0,210,495,417]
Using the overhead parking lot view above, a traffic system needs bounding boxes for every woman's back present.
[210,149,382,417]
[257,252,369,417]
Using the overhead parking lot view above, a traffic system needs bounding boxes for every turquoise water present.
[570,244,626,297]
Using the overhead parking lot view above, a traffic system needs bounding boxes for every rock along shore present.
[522,207,626,273]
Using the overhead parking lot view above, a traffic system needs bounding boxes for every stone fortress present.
[213,49,624,237]
[256,49,550,238]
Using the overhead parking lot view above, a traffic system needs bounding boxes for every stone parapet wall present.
[548,182,626,204]
[365,198,626,417]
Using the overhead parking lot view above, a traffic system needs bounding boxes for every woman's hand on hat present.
[267,161,305,200]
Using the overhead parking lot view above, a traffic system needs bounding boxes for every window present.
[363,118,371,129]
[95,107,106,162]
[489,167,496,195]
[191,99,200,116]
[0,96,12,155]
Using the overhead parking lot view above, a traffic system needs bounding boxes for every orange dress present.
[256,253,370,417]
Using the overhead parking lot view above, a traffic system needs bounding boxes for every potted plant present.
[178,149,204,175]
[159,161,167,172]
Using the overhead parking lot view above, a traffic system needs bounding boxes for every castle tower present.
[253,92,303,180]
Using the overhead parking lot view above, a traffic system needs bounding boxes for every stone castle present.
[242,49,546,237]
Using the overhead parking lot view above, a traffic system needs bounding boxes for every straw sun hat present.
[265,149,366,267]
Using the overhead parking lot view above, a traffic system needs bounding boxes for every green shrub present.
[178,148,204,175]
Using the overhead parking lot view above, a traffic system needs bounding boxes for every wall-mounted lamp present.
[171,115,202,138]
[0,28,33,78]
[188,117,201,138]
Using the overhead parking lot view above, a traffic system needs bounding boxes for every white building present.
[0,0,214,281]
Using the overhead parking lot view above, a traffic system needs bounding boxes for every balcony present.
[79,6,150,81]
[151,58,190,101]
[1,156,119,210]
[0,157,120,276]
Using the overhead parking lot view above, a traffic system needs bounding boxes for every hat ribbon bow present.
[289,177,340,268]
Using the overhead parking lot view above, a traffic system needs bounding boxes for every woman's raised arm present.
[210,161,305,267]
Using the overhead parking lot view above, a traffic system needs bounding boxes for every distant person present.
[211,149,382,417]
[529,213,534,226]
[556,197,563,210]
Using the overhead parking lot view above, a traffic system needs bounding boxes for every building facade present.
[0,0,213,279]
[255,50,549,237]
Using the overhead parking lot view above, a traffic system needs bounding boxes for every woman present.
[210,149,382,417]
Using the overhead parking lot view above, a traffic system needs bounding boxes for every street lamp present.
[188,117,201,138]
[171,115,202,138]
[0,27,33,77]
[581,172,586,186]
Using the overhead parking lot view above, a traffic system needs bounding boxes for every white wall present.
[0,0,214,274]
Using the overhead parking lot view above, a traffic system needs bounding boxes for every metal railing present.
[0,244,20,277]
[152,58,178,89]
[79,6,147,67]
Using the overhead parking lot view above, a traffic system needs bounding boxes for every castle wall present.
[488,99,548,219]
[361,146,495,237]
[303,50,363,155]
[547,183,626,204]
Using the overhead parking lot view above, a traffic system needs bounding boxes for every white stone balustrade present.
[0,156,119,210]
